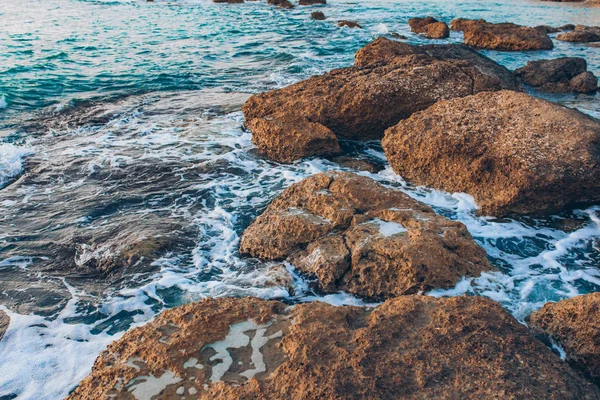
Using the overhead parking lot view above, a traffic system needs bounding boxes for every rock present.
[382,90,600,216]
[299,0,325,4]
[245,116,340,163]
[452,19,554,50]
[571,71,599,93]
[408,17,449,39]
[328,155,383,173]
[389,32,408,39]
[557,25,600,42]
[560,24,576,31]
[311,11,326,20]
[354,37,521,91]
[243,39,521,162]
[68,296,600,400]
[267,0,294,8]
[514,57,588,92]
[0,310,8,342]
[337,20,362,28]
[589,42,600,47]
[240,172,492,298]
[213,0,244,3]
[534,25,561,34]
[529,293,600,385]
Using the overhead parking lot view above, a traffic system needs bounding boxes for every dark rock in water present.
[240,172,492,298]
[408,16,450,39]
[243,38,521,162]
[0,310,9,342]
[557,25,600,42]
[382,90,600,216]
[571,71,599,93]
[213,0,244,3]
[451,18,554,50]
[514,57,589,92]
[529,293,600,386]
[337,20,362,28]
[389,32,407,39]
[299,0,325,4]
[354,37,521,92]
[328,155,383,173]
[311,11,326,20]
[559,24,576,31]
[67,296,600,400]
[534,25,561,34]
[268,0,294,8]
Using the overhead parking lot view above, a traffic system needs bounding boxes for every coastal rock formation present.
[299,0,325,4]
[311,11,326,20]
[557,25,600,42]
[514,57,597,93]
[354,37,521,91]
[68,296,600,400]
[408,17,450,39]
[529,293,600,385]
[243,39,520,162]
[337,20,362,28]
[0,310,8,342]
[213,0,244,3]
[451,19,554,50]
[382,90,600,216]
[267,0,294,8]
[240,172,492,298]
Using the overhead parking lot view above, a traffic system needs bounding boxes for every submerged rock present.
[328,155,383,173]
[299,0,325,4]
[452,19,554,50]
[68,296,600,399]
[408,16,450,39]
[213,0,244,3]
[337,20,362,28]
[382,90,600,216]
[0,310,8,342]
[529,293,600,385]
[514,57,597,93]
[240,172,491,298]
[243,39,520,163]
[557,25,600,42]
[267,0,294,8]
[311,11,326,20]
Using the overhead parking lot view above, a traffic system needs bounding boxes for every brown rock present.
[571,71,599,93]
[328,155,383,173]
[557,25,600,42]
[240,172,492,298]
[0,310,8,342]
[311,11,326,20]
[213,0,244,3]
[382,90,600,216]
[534,25,561,34]
[68,296,600,400]
[354,37,521,92]
[452,19,554,50]
[390,32,408,39]
[514,57,588,92]
[299,0,325,4]
[243,40,521,162]
[408,17,449,39]
[267,0,294,8]
[337,20,362,28]
[245,116,340,163]
[529,293,600,385]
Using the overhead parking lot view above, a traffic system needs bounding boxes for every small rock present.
[338,20,362,29]
[408,17,449,39]
[557,25,600,42]
[389,32,408,39]
[570,71,599,93]
[299,0,326,4]
[514,57,587,92]
[311,11,326,20]
[267,0,294,8]
[451,18,554,50]
[329,155,383,173]
[213,0,244,3]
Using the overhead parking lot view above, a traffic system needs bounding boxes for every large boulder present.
[243,39,521,163]
[382,90,600,216]
[408,17,450,39]
[67,295,600,400]
[354,37,521,91]
[452,19,554,50]
[240,172,492,298]
[529,293,600,385]
[514,57,597,93]
[557,25,600,42]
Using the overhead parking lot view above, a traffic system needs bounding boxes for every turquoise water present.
[0,0,599,399]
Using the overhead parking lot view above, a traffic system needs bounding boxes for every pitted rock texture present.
[240,172,492,298]
[243,40,520,163]
[514,57,598,93]
[557,25,600,42]
[408,17,450,38]
[68,296,600,400]
[353,37,521,91]
[529,292,600,385]
[382,90,600,217]
[452,18,554,50]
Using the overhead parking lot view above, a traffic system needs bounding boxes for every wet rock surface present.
[242,39,520,163]
[310,11,325,20]
[68,295,600,400]
[408,17,450,39]
[240,172,492,298]
[337,20,362,28]
[514,57,598,93]
[557,25,600,42]
[529,293,600,386]
[382,90,600,217]
[452,18,554,50]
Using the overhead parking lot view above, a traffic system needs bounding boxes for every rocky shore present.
[53,1,600,399]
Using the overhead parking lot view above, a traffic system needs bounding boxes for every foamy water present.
[0,0,599,398]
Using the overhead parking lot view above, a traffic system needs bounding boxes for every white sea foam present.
[0,143,33,188]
